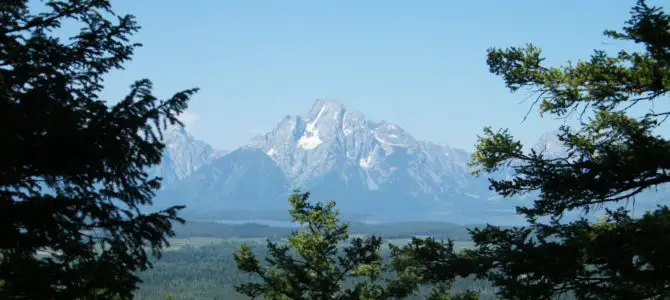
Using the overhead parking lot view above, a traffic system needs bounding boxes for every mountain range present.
[150,99,668,225]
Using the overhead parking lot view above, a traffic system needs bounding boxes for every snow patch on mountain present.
[297,111,324,150]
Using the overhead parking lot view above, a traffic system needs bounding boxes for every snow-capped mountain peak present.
[153,99,640,224]
[296,99,350,150]
[245,99,473,203]
[371,120,417,148]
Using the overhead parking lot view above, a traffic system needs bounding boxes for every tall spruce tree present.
[234,191,387,300]
[0,1,197,299]
[391,1,670,299]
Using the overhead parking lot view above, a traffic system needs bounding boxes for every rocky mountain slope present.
[151,99,668,224]
[149,126,228,187]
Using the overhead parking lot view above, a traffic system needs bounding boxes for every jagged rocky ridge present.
[151,99,668,224]
[148,126,229,187]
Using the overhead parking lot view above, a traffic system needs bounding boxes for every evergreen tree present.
[391,1,670,299]
[0,1,197,299]
[234,191,481,300]
[234,191,386,300]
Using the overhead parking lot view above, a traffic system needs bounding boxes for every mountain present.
[155,147,291,215]
[151,99,669,224]
[243,99,502,218]
[149,126,228,187]
[151,100,520,223]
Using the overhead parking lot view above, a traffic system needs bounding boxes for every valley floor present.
[135,221,578,300]
[134,237,491,300]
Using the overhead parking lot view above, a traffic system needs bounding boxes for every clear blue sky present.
[96,0,664,151]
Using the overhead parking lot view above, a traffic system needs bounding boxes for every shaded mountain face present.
[150,99,670,224]
[155,148,291,216]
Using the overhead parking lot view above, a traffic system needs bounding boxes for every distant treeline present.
[173,220,480,241]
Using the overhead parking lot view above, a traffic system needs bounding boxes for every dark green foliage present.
[0,1,196,299]
[234,191,387,299]
[391,1,670,299]
[387,238,482,300]
[233,192,483,299]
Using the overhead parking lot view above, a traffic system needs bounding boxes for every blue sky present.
[96,0,664,151]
